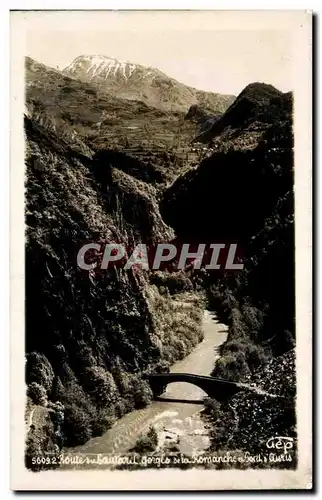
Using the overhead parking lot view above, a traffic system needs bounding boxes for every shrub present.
[114,399,128,419]
[216,339,269,379]
[221,340,245,355]
[73,342,97,371]
[147,426,158,448]
[63,404,92,446]
[132,378,153,409]
[26,353,54,393]
[240,303,265,341]
[27,382,48,406]
[91,408,115,437]
[145,285,204,367]
[172,339,187,360]
[244,343,269,373]
[212,352,251,381]
[150,271,193,295]
[112,365,132,397]
[82,367,119,407]
[229,308,246,340]
[131,426,158,453]
[153,360,170,374]
[51,376,65,402]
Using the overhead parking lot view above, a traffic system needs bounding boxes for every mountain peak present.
[63,55,235,113]
[63,55,158,81]
[193,81,291,144]
[237,82,283,105]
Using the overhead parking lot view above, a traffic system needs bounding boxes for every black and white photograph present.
[10,9,312,491]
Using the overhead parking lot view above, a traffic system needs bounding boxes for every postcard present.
[10,9,312,490]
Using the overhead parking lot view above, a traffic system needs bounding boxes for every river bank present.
[61,310,227,466]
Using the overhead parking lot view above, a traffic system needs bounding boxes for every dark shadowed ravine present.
[64,311,228,458]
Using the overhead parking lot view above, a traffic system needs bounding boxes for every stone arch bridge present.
[146,372,250,403]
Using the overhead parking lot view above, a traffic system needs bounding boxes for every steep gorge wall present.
[160,111,296,462]
[24,116,204,469]
[161,118,294,363]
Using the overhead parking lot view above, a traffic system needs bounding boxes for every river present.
[64,310,227,458]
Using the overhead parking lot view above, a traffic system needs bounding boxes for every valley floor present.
[60,310,227,465]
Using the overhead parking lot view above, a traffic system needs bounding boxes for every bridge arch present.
[146,373,243,402]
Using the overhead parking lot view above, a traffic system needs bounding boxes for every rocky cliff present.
[24,111,204,469]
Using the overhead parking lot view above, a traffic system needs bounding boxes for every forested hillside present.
[24,55,296,470]
[161,85,296,460]
[24,99,204,470]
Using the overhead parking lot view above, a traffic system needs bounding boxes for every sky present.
[25,11,294,96]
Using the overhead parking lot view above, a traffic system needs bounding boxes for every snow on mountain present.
[64,55,160,82]
[63,55,235,113]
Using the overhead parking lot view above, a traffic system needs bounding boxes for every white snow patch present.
[65,55,142,80]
